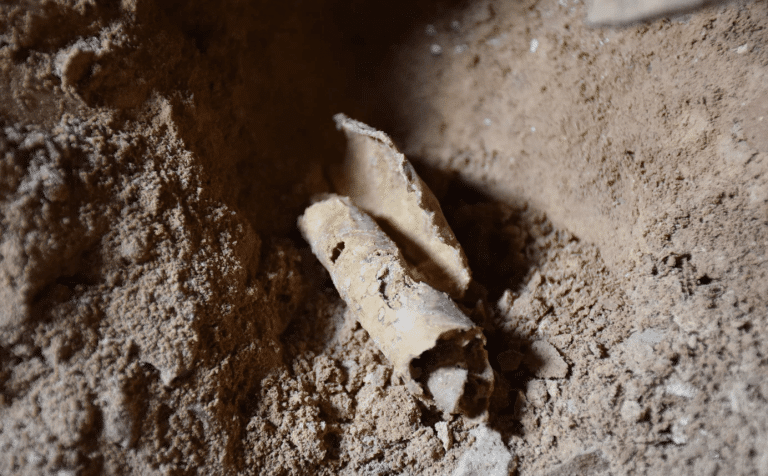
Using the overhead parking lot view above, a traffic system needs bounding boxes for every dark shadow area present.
[405,161,556,440]
[410,160,544,301]
[144,0,471,238]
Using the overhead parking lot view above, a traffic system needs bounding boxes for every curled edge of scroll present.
[332,113,471,300]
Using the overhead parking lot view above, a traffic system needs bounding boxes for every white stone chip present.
[452,425,515,476]
[620,400,644,422]
[435,421,452,450]
[665,381,698,399]
[428,367,469,415]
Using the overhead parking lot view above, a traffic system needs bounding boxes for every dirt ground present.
[1,0,767,474]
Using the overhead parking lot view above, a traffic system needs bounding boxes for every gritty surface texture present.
[0,0,767,475]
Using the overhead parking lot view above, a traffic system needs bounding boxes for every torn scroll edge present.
[298,195,493,419]
[332,113,472,300]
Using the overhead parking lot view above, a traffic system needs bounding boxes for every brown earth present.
[1,0,766,475]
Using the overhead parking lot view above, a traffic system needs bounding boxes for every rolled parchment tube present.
[298,195,493,418]
[332,114,471,299]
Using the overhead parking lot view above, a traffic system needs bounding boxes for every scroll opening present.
[410,332,493,418]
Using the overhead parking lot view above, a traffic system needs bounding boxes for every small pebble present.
[524,341,568,379]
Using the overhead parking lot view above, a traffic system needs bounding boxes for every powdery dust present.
[1,0,767,475]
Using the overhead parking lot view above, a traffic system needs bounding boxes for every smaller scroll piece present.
[332,113,472,300]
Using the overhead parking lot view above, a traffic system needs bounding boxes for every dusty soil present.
[1,0,767,475]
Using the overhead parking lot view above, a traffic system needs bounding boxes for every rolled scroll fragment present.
[298,195,493,418]
[332,114,471,299]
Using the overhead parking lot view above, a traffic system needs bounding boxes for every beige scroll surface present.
[332,114,471,300]
[298,196,493,418]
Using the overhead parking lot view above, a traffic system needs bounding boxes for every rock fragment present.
[435,421,452,450]
[665,380,698,399]
[587,0,728,26]
[332,114,471,299]
[298,195,493,418]
[620,400,645,423]
[427,367,470,415]
[543,450,610,476]
[524,341,568,379]
[451,425,515,476]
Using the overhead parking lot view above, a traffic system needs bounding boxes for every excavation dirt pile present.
[0,0,766,475]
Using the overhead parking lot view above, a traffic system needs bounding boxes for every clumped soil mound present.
[1,0,766,475]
